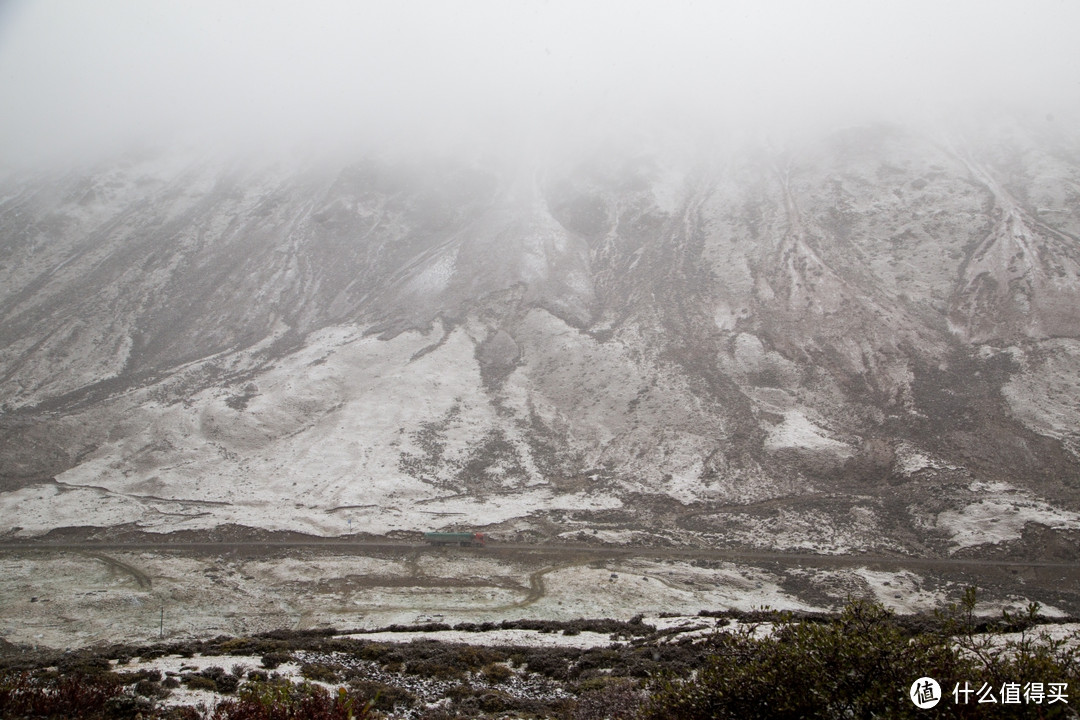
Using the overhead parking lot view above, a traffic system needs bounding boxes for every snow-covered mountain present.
[2,116,1080,558]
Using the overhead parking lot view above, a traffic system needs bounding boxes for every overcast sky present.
[1,0,1078,168]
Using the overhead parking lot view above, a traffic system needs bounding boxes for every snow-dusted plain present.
[3,545,1072,651]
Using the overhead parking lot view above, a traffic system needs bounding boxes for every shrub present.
[641,593,1079,720]
[134,677,169,699]
[218,637,257,655]
[450,644,504,670]
[117,668,162,684]
[405,658,464,680]
[215,672,240,694]
[349,678,419,711]
[260,651,291,670]
[481,661,513,684]
[209,681,372,720]
[0,671,125,719]
[525,648,573,680]
[188,665,241,694]
[184,674,219,692]
[56,654,113,677]
[357,642,391,662]
[573,678,645,720]
[299,662,341,683]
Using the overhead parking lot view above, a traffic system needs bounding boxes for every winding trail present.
[491,562,582,611]
[1,538,1076,572]
[3,538,1078,622]
[82,551,153,591]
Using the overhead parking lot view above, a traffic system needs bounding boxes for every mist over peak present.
[1,0,1077,171]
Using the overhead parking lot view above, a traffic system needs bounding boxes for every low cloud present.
[1,0,1077,169]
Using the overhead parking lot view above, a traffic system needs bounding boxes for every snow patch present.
[765,409,851,454]
[936,482,1080,550]
[343,628,625,649]
[894,443,953,475]
[404,249,457,297]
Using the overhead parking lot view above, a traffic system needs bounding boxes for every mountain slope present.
[2,119,1079,558]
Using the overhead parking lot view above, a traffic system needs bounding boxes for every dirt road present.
[2,537,1076,572]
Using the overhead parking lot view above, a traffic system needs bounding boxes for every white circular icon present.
[910,677,941,709]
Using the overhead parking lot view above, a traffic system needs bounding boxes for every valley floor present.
[2,532,1078,651]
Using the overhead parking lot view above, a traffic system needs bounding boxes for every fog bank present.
[1,0,1078,169]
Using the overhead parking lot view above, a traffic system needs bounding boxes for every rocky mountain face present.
[2,117,1080,558]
